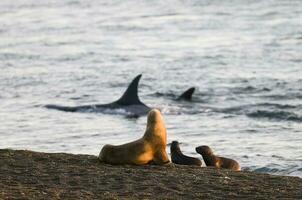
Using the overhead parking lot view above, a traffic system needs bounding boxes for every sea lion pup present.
[170,141,202,166]
[98,109,170,165]
[195,145,241,171]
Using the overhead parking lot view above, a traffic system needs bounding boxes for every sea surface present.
[0,0,301,177]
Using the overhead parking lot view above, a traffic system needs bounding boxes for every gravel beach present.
[0,149,301,199]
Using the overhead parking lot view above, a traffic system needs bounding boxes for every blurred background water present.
[0,0,301,177]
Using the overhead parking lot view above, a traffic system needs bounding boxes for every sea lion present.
[170,141,202,166]
[98,109,170,165]
[195,145,240,171]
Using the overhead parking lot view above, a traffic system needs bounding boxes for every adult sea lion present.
[99,109,170,165]
[170,141,202,166]
[195,145,240,171]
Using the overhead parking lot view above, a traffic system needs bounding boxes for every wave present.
[257,103,299,109]
[217,102,302,122]
[253,167,281,174]
[220,103,300,113]
[250,165,302,178]
[151,92,176,98]
[262,93,302,100]
[247,110,302,122]
[230,86,271,94]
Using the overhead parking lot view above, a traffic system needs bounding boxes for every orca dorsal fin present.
[115,74,143,105]
[178,87,195,100]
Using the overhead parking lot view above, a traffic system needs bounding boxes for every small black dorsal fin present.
[115,74,143,105]
[178,87,195,100]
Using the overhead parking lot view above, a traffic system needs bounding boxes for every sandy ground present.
[0,149,301,199]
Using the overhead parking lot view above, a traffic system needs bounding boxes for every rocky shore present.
[0,149,301,199]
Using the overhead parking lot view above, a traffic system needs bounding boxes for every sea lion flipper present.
[153,150,170,165]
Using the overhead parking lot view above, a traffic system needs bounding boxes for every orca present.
[151,87,195,102]
[177,87,195,101]
[45,74,152,117]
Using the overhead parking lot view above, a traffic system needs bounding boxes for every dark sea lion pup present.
[98,109,170,165]
[195,145,241,171]
[170,141,202,166]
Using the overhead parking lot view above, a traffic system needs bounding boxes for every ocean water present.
[0,0,301,177]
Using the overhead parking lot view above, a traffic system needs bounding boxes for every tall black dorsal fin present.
[115,74,143,105]
[178,87,195,100]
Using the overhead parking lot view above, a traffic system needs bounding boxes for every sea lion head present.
[147,109,163,124]
[195,145,213,156]
[170,141,181,153]
[144,109,166,141]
